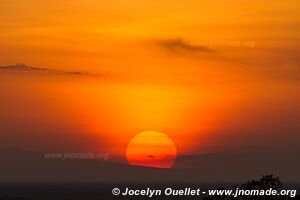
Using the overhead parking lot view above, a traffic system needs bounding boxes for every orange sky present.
[0,0,300,164]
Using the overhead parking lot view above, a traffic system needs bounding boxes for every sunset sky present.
[0,0,300,167]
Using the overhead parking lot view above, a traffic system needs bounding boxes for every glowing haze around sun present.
[126,131,177,168]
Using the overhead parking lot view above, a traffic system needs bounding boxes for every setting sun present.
[126,131,177,168]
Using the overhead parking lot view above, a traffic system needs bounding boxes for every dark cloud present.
[63,71,102,76]
[0,64,104,77]
[147,155,155,159]
[0,64,49,71]
[157,38,213,53]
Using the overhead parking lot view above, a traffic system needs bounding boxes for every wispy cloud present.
[0,64,49,71]
[0,64,105,77]
[157,38,213,53]
[63,71,101,76]
[147,155,155,159]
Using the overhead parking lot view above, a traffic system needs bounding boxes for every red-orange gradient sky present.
[0,0,300,166]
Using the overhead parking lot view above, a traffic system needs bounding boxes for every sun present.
[126,131,177,168]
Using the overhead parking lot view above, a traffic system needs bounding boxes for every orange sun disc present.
[126,131,177,168]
